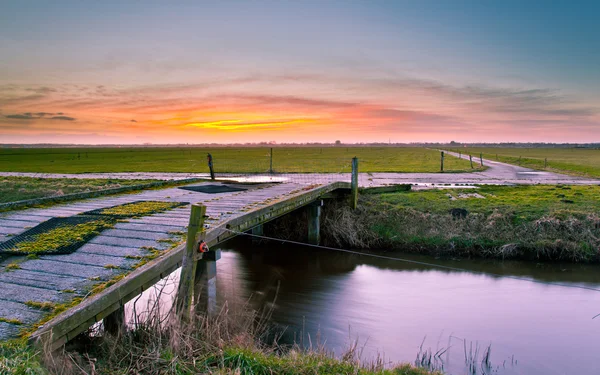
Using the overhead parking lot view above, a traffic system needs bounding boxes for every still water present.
[127,238,600,375]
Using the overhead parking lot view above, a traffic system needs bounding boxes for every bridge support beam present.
[251,224,263,243]
[194,250,220,317]
[307,200,322,245]
[103,305,125,336]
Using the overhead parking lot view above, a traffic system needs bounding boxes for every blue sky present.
[0,0,598,143]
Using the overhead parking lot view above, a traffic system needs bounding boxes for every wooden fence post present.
[176,204,206,322]
[469,155,473,169]
[480,153,483,167]
[207,154,215,180]
[269,147,273,174]
[350,157,358,209]
[440,151,444,172]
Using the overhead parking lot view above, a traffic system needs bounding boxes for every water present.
[126,238,600,375]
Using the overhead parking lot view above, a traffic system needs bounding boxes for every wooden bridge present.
[0,179,352,350]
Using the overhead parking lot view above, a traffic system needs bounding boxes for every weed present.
[5,263,21,271]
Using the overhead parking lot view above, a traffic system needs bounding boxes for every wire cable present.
[221,227,600,294]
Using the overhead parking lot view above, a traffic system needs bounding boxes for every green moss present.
[0,317,23,325]
[98,201,183,217]
[12,219,114,255]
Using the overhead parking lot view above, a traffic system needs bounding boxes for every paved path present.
[0,181,310,340]
[1,154,597,186]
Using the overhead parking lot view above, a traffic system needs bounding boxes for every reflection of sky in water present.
[124,243,600,375]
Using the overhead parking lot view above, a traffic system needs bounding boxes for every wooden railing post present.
[440,151,444,172]
[176,203,206,321]
[269,147,273,174]
[469,155,473,169]
[350,157,359,209]
[480,153,483,167]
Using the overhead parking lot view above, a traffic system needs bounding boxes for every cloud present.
[5,114,34,120]
[4,112,75,121]
[50,116,76,121]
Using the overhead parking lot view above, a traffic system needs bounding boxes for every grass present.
[0,340,46,375]
[0,147,476,173]
[312,185,600,262]
[447,146,600,178]
[0,176,157,203]
[374,185,600,222]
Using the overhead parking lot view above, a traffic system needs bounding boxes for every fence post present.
[207,153,215,180]
[480,153,483,167]
[176,204,206,322]
[469,155,473,169]
[350,157,359,209]
[269,147,273,174]
[440,151,444,172]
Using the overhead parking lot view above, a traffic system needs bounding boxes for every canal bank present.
[267,184,600,263]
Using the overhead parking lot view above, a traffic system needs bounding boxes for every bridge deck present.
[0,180,347,345]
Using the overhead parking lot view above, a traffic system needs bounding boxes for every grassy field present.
[446,147,600,178]
[318,185,600,262]
[0,176,158,203]
[0,147,477,173]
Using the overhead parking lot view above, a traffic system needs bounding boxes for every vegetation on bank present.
[448,147,600,178]
[318,185,600,262]
[0,147,477,174]
[0,309,437,375]
[0,176,158,203]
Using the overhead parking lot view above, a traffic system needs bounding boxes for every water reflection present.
[125,238,600,375]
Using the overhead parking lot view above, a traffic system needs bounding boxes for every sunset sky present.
[1,0,599,144]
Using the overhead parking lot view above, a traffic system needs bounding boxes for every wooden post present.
[207,153,215,180]
[194,249,220,318]
[269,148,273,174]
[469,155,473,169]
[103,306,125,336]
[350,157,358,209]
[176,204,206,321]
[440,151,444,172]
[480,153,483,167]
[545,158,547,168]
[307,200,322,245]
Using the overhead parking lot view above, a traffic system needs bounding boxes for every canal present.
[127,238,600,375]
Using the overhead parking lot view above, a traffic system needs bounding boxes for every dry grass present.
[31,282,436,375]
[317,197,600,262]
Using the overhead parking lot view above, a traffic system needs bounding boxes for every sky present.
[1,0,599,144]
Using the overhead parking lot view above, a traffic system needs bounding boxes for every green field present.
[448,147,600,178]
[0,147,477,174]
[0,176,156,203]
